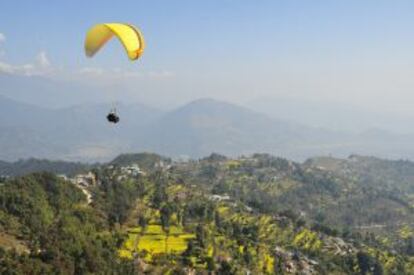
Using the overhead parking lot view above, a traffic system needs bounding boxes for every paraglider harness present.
[107,109,120,124]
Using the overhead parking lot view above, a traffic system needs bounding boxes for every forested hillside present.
[1,153,414,274]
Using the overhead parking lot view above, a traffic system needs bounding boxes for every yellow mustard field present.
[118,225,195,260]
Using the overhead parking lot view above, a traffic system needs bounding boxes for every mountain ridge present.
[2,95,414,162]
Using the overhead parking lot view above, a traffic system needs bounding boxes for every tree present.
[357,251,372,275]
[218,260,234,275]
[274,256,285,274]
[160,204,172,231]
[138,215,148,231]
[152,184,167,209]
[215,211,222,228]
[200,165,218,181]
[243,246,253,266]
[206,256,215,272]
[406,237,414,255]
[196,224,206,248]
[373,260,384,275]
[182,240,195,267]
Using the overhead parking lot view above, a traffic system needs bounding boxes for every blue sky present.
[1,1,414,111]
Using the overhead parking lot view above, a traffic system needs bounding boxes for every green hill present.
[0,158,90,177]
[1,153,414,274]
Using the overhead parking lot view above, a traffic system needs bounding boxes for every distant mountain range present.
[134,98,346,158]
[0,94,162,161]
[248,96,414,134]
[1,94,414,162]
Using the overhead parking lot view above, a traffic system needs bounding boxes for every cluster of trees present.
[94,174,144,226]
[199,154,414,234]
[0,159,89,177]
[0,172,138,274]
[110,153,171,170]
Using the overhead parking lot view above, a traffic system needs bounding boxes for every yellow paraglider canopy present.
[85,23,145,61]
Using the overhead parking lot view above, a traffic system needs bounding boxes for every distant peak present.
[181,98,247,110]
[187,98,224,105]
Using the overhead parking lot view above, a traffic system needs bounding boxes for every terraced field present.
[119,225,195,260]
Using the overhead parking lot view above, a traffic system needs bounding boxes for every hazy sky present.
[1,1,414,113]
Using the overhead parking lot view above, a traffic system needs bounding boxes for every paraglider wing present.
[84,23,145,60]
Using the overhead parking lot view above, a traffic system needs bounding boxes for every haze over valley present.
[2,93,414,162]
